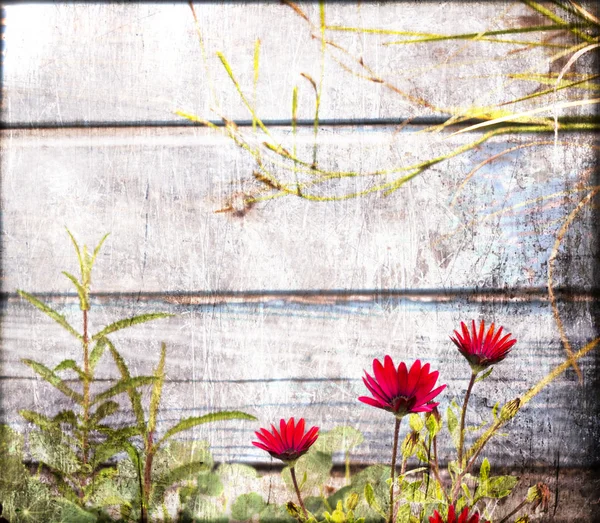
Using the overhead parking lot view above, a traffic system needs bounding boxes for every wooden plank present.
[1,126,597,293]
[2,2,597,125]
[1,297,597,466]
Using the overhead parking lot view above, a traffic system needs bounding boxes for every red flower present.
[252,418,319,464]
[429,504,486,523]
[359,357,446,418]
[451,320,516,372]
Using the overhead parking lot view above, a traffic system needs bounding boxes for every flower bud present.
[401,430,421,457]
[345,492,359,511]
[286,502,304,520]
[500,398,521,421]
[526,482,550,512]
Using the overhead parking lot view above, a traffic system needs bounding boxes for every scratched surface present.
[1,2,598,125]
[0,2,599,521]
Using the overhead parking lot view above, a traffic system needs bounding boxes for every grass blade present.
[17,290,81,339]
[91,313,173,342]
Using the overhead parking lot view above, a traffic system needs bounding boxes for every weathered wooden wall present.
[0,2,599,518]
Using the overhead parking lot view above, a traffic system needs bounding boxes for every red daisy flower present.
[429,504,486,523]
[358,357,446,418]
[451,320,517,372]
[252,418,319,464]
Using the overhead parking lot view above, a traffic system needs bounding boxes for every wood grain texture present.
[1,297,597,467]
[2,2,597,125]
[1,127,597,293]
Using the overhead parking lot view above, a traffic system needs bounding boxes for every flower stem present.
[82,308,90,466]
[389,417,401,523]
[290,466,308,519]
[458,371,477,467]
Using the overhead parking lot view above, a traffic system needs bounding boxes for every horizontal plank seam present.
[1,287,598,305]
[1,117,599,131]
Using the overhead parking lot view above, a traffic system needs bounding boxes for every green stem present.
[458,371,477,467]
[290,466,308,519]
[82,308,90,466]
[389,417,401,523]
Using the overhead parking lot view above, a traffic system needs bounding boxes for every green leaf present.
[446,405,460,450]
[20,410,58,432]
[395,503,412,523]
[65,228,85,283]
[157,411,256,448]
[90,401,120,425]
[231,493,266,520]
[474,475,519,500]
[56,498,98,523]
[89,338,107,372]
[93,376,156,404]
[0,424,29,494]
[364,483,386,519]
[91,313,174,342]
[54,359,87,380]
[22,359,84,404]
[492,401,500,421]
[425,413,442,439]
[17,290,81,339]
[409,414,424,432]
[90,232,110,274]
[29,429,80,475]
[149,343,166,434]
[3,477,60,522]
[152,461,211,506]
[475,367,493,383]
[105,339,145,428]
[282,447,332,495]
[480,458,490,482]
[62,271,89,311]
[196,471,224,497]
[313,426,364,454]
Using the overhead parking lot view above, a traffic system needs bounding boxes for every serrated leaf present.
[105,339,145,429]
[157,411,256,448]
[22,359,84,404]
[89,338,107,372]
[20,410,58,432]
[91,313,174,342]
[29,430,80,475]
[149,343,166,434]
[54,359,87,380]
[425,413,442,438]
[62,271,89,311]
[474,475,519,500]
[93,376,156,404]
[17,290,81,339]
[0,425,28,493]
[395,503,411,523]
[446,406,460,450]
[90,232,110,273]
[90,401,120,425]
[231,493,266,520]
[313,425,364,454]
[480,458,490,482]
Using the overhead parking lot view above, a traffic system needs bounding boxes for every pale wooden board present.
[1,296,597,467]
[2,2,597,125]
[1,127,597,293]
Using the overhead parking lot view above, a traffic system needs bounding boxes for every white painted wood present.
[2,2,597,125]
[1,297,596,466]
[1,127,596,293]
